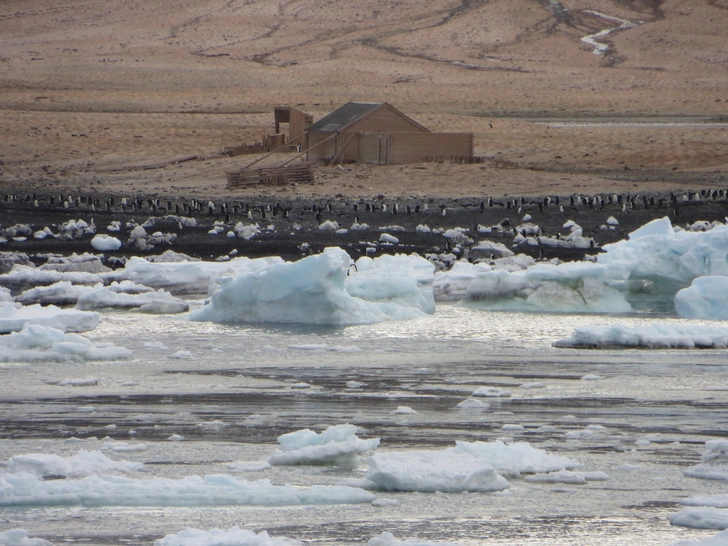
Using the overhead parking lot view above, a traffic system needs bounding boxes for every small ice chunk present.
[500,424,524,432]
[684,439,728,481]
[368,532,457,545]
[91,234,122,251]
[473,387,511,397]
[59,376,99,387]
[520,382,546,389]
[391,406,418,415]
[379,233,399,244]
[269,424,379,468]
[228,461,272,472]
[169,350,192,359]
[456,399,489,410]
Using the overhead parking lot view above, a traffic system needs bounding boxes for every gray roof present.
[306,102,384,133]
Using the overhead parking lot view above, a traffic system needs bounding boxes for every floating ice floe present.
[0,529,51,546]
[456,398,489,410]
[106,255,282,295]
[564,425,609,439]
[14,280,157,307]
[191,248,434,325]
[365,450,510,493]
[268,424,380,468]
[675,277,728,320]
[76,286,188,314]
[671,507,728,530]
[14,281,98,306]
[362,440,579,492]
[0,265,103,294]
[553,324,728,349]
[0,473,375,508]
[6,450,142,478]
[58,376,99,387]
[684,440,728,481]
[450,440,580,478]
[228,461,272,472]
[154,527,303,546]
[391,406,418,415]
[522,470,608,485]
[0,303,99,334]
[472,386,511,398]
[368,532,457,546]
[0,324,131,363]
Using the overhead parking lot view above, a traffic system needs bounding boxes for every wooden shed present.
[305,102,473,165]
[274,106,313,147]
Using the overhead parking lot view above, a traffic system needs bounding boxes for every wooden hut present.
[274,106,313,147]
[305,102,473,165]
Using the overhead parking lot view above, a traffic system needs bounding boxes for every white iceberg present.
[0,473,375,508]
[599,217,728,286]
[191,248,434,325]
[347,253,435,315]
[268,424,379,468]
[154,527,303,546]
[365,450,509,493]
[0,324,132,363]
[7,450,143,478]
[461,261,631,313]
[0,303,99,334]
[675,277,728,320]
[553,324,728,349]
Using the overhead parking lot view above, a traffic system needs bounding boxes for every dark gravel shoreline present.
[1,190,727,267]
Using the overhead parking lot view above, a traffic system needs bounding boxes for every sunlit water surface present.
[0,304,726,545]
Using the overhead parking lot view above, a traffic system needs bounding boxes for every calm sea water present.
[1,304,726,545]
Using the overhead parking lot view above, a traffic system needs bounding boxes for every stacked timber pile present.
[226,164,314,188]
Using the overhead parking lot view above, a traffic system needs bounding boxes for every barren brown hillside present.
[0,0,726,200]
